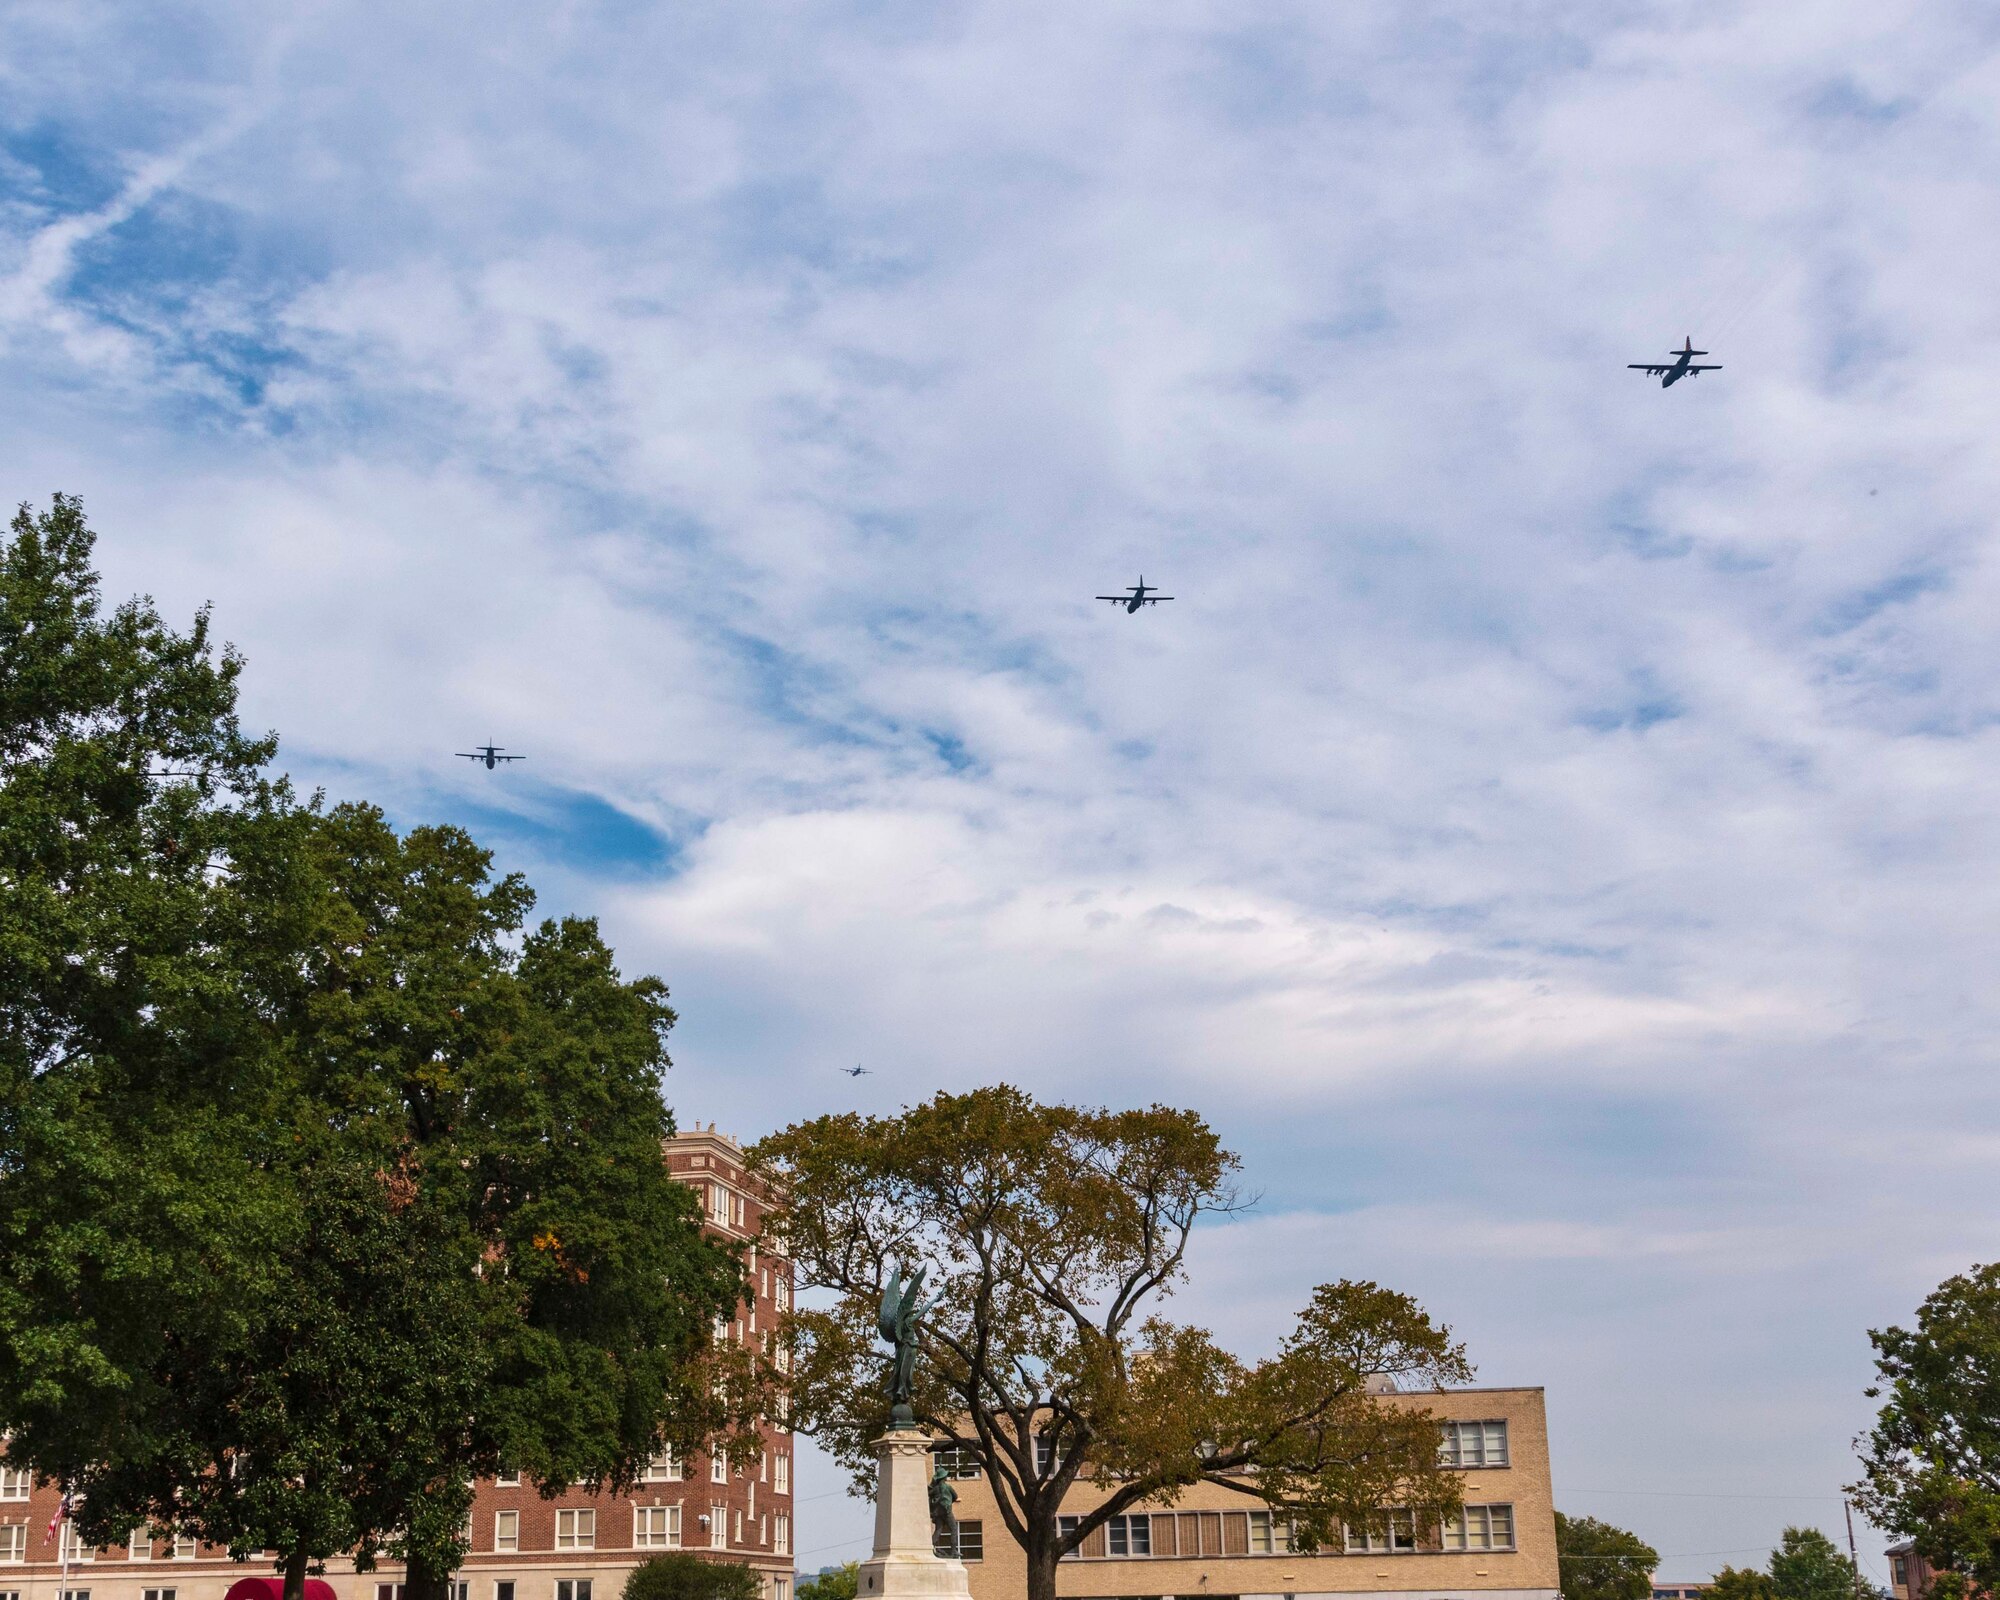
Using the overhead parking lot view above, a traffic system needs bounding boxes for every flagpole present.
[54,1487,70,1600]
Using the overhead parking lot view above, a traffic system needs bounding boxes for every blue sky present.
[8,0,2000,1580]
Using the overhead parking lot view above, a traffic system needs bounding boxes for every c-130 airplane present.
[1629,337,1722,388]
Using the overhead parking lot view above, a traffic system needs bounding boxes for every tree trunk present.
[404,1554,451,1600]
[1025,1528,1061,1600]
[283,1548,310,1600]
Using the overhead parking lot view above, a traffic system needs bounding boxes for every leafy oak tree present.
[1554,1512,1658,1600]
[1852,1264,2000,1600]
[623,1553,764,1600]
[0,498,767,1600]
[754,1086,1473,1600]
[1708,1567,1779,1600]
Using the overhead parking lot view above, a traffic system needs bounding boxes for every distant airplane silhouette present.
[1628,337,1721,388]
[1097,578,1173,613]
[458,743,525,770]
[839,1065,871,1077]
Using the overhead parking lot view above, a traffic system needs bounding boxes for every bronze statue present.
[878,1261,939,1425]
[928,1463,960,1559]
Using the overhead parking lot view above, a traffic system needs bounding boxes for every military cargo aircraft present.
[1629,337,1722,387]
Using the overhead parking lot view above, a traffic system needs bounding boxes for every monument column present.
[856,1428,970,1600]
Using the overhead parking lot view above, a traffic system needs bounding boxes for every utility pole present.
[1845,1499,1867,1600]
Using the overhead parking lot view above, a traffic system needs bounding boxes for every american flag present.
[47,1492,71,1538]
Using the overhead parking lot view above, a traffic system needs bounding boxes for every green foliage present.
[1853,1265,2000,1600]
[1555,1511,1659,1600]
[755,1086,1472,1600]
[0,497,765,1598]
[1709,1567,1780,1600]
[621,1554,764,1600]
[797,1562,860,1600]
[1769,1527,1864,1600]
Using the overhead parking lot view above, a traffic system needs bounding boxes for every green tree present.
[1853,1265,2000,1600]
[0,498,768,1600]
[796,1562,860,1600]
[1710,1567,1779,1600]
[622,1554,764,1600]
[1769,1527,1863,1600]
[1554,1511,1659,1600]
[754,1086,1472,1600]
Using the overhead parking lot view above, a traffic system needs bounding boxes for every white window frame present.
[711,1453,729,1485]
[1345,1509,1416,1554]
[141,1589,177,1600]
[774,1514,790,1556]
[633,1505,680,1550]
[0,1525,25,1564]
[170,1534,197,1562]
[774,1278,791,1313]
[61,1527,94,1564]
[554,1583,593,1600]
[376,1585,406,1600]
[494,1510,519,1553]
[0,1471,25,1504]
[1106,1514,1151,1557]
[1439,1419,1510,1469]
[774,1454,790,1495]
[493,1469,521,1487]
[1443,1503,1516,1552]
[554,1509,595,1551]
[709,1505,727,1550]
[644,1450,681,1483]
[939,1520,981,1561]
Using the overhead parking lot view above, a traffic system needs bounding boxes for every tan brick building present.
[0,1127,793,1600]
[939,1385,1557,1600]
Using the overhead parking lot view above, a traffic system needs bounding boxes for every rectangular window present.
[0,1472,24,1504]
[450,1585,468,1600]
[1345,1510,1416,1553]
[1439,1420,1509,1469]
[555,1583,593,1600]
[1443,1504,1516,1552]
[634,1506,680,1549]
[775,1279,791,1313]
[61,1527,93,1563]
[1057,1516,1079,1559]
[710,1186,731,1225]
[170,1535,196,1561]
[774,1455,790,1494]
[494,1469,521,1487]
[494,1511,519,1553]
[938,1520,982,1562]
[1034,1434,1064,1475]
[711,1453,729,1485]
[142,1590,176,1600]
[0,1527,22,1564]
[775,1582,789,1600]
[929,1447,980,1480]
[644,1451,681,1483]
[1106,1515,1151,1557]
[496,1583,515,1600]
[1892,1561,1910,1589]
[709,1505,727,1550]
[734,1510,743,1544]
[61,1590,88,1600]
[127,1531,148,1561]
[377,1586,406,1600]
[555,1509,595,1551]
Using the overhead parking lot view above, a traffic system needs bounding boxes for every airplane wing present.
[1628,365,1669,374]
[1095,596,1129,603]
[1142,596,1174,603]
[455,752,481,759]
[1687,364,1722,371]
[497,754,526,761]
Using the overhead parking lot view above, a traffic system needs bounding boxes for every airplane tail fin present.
[1682,337,1708,355]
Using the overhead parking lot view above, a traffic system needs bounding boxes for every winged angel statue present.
[878,1261,939,1425]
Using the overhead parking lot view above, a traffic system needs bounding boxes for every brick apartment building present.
[1886,1541,1935,1600]
[939,1383,1558,1600]
[0,1126,793,1600]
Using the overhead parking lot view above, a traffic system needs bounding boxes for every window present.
[0,1527,22,1564]
[644,1451,681,1482]
[450,1585,468,1600]
[61,1590,88,1600]
[710,1186,731,1225]
[1439,1420,1509,1469]
[170,1535,196,1561]
[734,1510,743,1544]
[774,1454,790,1494]
[1248,1512,1292,1554]
[930,1446,980,1480]
[775,1514,790,1554]
[1443,1504,1515,1552]
[496,1583,515,1600]
[711,1453,729,1485]
[61,1527,93,1563]
[775,1582,790,1600]
[938,1520,982,1561]
[377,1586,406,1600]
[143,1592,176,1600]
[555,1509,595,1551]
[0,1471,24,1503]
[494,1469,521,1487]
[494,1510,519,1552]
[775,1279,791,1313]
[1107,1515,1151,1557]
[709,1505,727,1550]
[1034,1434,1065,1475]
[555,1583,593,1600]
[635,1506,679,1549]
[1058,1516,1080,1558]
[1345,1510,1416,1553]
[1892,1561,1910,1589]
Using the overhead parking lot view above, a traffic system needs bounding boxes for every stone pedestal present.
[857,1428,971,1600]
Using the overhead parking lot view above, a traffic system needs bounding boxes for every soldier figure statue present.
[928,1464,960,1560]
